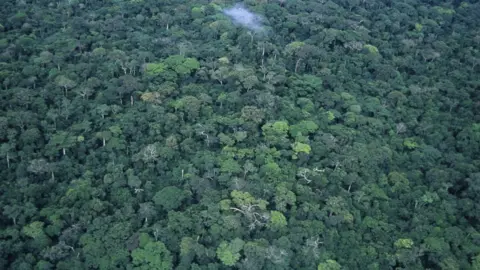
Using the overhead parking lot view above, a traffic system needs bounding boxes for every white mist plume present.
[223,4,265,32]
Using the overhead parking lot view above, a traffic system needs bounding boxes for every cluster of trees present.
[1,0,479,269]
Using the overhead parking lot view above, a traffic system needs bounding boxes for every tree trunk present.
[295,59,302,73]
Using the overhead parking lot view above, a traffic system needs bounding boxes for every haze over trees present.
[0,0,480,269]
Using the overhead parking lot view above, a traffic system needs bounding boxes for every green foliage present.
[262,121,289,136]
[268,211,287,230]
[302,74,323,90]
[180,237,196,257]
[472,254,480,270]
[348,104,362,114]
[291,142,311,159]
[403,138,418,149]
[364,44,379,54]
[394,238,414,249]
[164,55,200,76]
[191,7,204,19]
[472,123,480,139]
[415,23,423,32]
[318,259,341,270]
[420,191,439,204]
[145,56,199,77]
[182,58,200,71]
[285,41,305,53]
[45,131,77,155]
[290,120,319,137]
[153,186,186,211]
[55,75,77,90]
[274,182,296,212]
[220,158,242,174]
[230,190,268,210]
[327,111,335,122]
[145,62,166,76]
[422,237,450,254]
[297,97,315,112]
[131,239,172,270]
[261,161,282,182]
[262,121,290,145]
[241,105,264,123]
[216,238,244,266]
[35,260,53,269]
[388,172,410,192]
[138,233,151,248]
[0,0,478,269]
[23,221,45,239]
[433,6,455,15]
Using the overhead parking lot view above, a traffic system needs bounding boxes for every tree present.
[210,66,230,85]
[23,221,46,239]
[144,62,167,76]
[274,182,296,212]
[221,190,269,230]
[0,142,14,169]
[220,158,242,174]
[0,0,478,269]
[22,221,51,251]
[216,238,245,266]
[131,233,172,270]
[27,159,56,182]
[284,41,305,73]
[472,254,480,269]
[395,238,414,249]
[136,144,159,163]
[268,211,287,230]
[318,259,341,270]
[138,202,156,225]
[174,95,202,120]
[260,161,283,182]
[95,104,110,120]
[55,75,77,97]
[292,141,311,159]
[290,120,319,138]
[34,51,53,66]
[118,75,142,105]
[45,131,77,156]
[162,55,200,76]
[262,121,290,145]
[153,186,186,211]
[241,106,265,124]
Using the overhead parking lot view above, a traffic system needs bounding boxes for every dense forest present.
[1,0,480,269]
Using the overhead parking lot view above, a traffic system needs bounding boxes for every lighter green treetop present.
[394,238,414,249]
[23,221,45,239]
[318,259,341,270]
[216,238,245,266]
[268,210,287,230]
[131,233,172,270]
[292,141,311,159]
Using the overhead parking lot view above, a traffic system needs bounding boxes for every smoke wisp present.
[223,4,265,32]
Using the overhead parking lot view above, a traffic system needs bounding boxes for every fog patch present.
[223,4,265,32]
